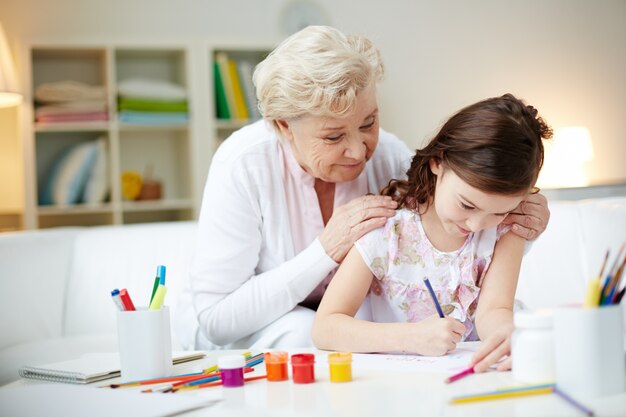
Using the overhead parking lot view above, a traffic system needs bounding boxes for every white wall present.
[1,0,625,186]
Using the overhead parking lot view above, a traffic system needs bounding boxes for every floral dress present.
[354,208,510,341]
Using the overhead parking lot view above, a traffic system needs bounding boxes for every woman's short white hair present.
[253,25,383,130]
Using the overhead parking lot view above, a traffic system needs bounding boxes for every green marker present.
[149,265,165,304]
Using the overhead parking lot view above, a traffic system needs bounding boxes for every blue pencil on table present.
[553,386,594,416]
[423,277,445,318]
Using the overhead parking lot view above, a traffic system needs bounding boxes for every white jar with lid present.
[511,309,555,384]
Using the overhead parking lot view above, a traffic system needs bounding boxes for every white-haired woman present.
[177,26,549,354]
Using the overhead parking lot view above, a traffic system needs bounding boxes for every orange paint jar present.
[264,351,289,381]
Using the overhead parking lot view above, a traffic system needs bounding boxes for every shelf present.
[121,199,194,212]
[18,40,274,230]
[38,203,114,216]
[35,121,111,132]
[215,119,259,130]
[22,43,198,229]
[117,122,189,132]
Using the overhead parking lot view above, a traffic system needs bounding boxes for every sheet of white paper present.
[0,384,220,417]
[337,347,477,373]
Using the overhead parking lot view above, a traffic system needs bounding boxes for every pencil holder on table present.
[116,306,172,382]
[553,304,625,398]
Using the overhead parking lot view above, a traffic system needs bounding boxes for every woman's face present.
[277,84,379,183]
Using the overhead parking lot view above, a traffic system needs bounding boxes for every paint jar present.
[291,353,315,384]
[511,310,555,384]
[328,352,352,383]
[218,355,246,387]
[265,351,289,381]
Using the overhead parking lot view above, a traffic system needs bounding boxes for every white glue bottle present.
[511,309,556,384]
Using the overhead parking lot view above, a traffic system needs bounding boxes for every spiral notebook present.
[18,351,206,384]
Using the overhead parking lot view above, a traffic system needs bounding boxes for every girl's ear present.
[429,158,443,176]
[276,119,294,141]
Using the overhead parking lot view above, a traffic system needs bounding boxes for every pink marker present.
[445,367,475,384]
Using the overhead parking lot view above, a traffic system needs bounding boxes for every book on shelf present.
[18,351,206,384]
[227,58,249,120]
[215,52,238,120]
[237,60,261,119]
[214,61,230,119]
[213,52,263,121]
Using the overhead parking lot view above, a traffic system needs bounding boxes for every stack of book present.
[214,52,261,121]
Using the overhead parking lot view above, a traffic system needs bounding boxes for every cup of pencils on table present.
[553,243,626,398]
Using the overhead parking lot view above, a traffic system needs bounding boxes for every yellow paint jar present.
[328,352,352,383]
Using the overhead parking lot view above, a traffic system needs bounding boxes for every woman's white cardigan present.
[177,120,411,348]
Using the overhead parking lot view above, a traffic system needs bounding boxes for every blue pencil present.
[423,277,445,318]
[553,386,594,416]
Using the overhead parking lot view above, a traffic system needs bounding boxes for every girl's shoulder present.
[359,208,422,246]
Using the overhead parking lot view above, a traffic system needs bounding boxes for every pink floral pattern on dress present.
[355,208,510,341]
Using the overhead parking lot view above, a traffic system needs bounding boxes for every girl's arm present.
[470,231,525,371]
[312,246,465,355]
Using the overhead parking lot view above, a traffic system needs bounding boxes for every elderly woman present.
[176,26,549,354]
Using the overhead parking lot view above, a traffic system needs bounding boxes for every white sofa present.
[1,197,625,386]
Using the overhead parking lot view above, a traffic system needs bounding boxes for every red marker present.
[445,367,474,384]
[119,288,136,311]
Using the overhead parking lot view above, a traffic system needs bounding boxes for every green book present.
[214,61,230,119]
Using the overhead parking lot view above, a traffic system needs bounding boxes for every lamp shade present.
[0,22,22,108]
[537,126,594,188]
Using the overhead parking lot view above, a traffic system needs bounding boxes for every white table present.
[3,343,626,417]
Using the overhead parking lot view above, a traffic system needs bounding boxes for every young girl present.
[312,93,552,372]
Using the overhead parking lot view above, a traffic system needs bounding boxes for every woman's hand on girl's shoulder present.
[503,192,550,241]
[320,195,397,262]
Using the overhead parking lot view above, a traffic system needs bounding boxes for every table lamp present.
[537,126,594,188]
[0,22,22,108]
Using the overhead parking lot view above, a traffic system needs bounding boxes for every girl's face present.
[430,160,527,238]
[276,84,379,183]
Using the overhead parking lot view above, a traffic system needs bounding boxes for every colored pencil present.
[553,386,594,416]
[423,277,444,317]
[450,383,555,404]
[172,374,267,392]
[104,369,221,388]
[445,367,474,384]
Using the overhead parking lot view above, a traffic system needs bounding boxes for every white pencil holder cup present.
[116,306,172,382]
[553,305,625,398]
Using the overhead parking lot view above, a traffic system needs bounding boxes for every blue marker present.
[157,265,166,285]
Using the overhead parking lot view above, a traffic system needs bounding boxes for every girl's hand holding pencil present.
[404,315,465,356]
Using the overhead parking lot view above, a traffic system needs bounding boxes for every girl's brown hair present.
[382,93,552,211]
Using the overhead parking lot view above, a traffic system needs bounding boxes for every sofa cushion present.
[63,221,197,343]
[517,197,626,310]
[0,228,81,351]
